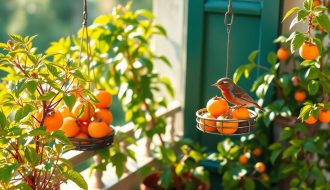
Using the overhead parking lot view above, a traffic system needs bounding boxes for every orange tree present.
[46,3,210,188]
[231,0,329,189]
[0,35,89,189]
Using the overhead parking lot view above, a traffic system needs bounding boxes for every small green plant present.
[0,35,89,189]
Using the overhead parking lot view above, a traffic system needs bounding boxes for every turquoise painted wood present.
[184,0,281,152]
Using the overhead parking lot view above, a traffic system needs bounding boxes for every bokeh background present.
[0,0,152,52]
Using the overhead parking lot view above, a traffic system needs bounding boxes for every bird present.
[212,77,265,112]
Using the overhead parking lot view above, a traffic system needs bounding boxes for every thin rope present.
[224,0,234,78]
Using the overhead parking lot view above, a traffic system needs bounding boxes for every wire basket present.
[196,108,257,136]
[69,126,115,151]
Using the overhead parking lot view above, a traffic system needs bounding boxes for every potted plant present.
[233,0,329,188]
[0,35,88,189]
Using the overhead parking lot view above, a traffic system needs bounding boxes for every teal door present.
[184,0,281,152]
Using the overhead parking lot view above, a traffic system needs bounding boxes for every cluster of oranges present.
[304,109,330,125]
[36,89,113,143]
[277,42,319,62]
[238,147,266,173]
[199,97,251,135]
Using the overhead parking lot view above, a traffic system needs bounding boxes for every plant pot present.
[140,172,210,190]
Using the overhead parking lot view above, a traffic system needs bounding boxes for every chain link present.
[224,0,234,78]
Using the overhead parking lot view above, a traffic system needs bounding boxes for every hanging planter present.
[194,0,262,136]
[65,0,115,151]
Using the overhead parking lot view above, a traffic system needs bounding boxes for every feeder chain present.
[224,0,234,78]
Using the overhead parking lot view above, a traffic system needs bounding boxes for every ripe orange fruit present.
[107,126,113,135]
[253,147,262,157]
[94,108,113,125]
[294,90,306,102]
[318,109,330,123]
[232,107,250,120]
[199,113,217,132]
[59,106,74,118]
[313,0,321,7]
[94,89,112,108]
[60,117,80,137]
[216,115,238,135]
[255,162,266,173]
[277,48,290,61]
[239,155,248,165]
[299,42,319,60]
[206,97,229,117]
[73,132,89,144]
[36,110,63,132]
[72,100,95,122]
[88,121,110,138]
[305,114,318,125]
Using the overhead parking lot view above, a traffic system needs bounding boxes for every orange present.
[107,126,113,135]
[60,117,80,137]
[206,97,229,117]
[88,121,109,138]
[216,115,238,135]
[94,89,112,108]
[294,90,306,103]
[253,147,262,157]
[313,0,321,7]
[305,114,318,125]
[277,48,290,61]
[232,107,250,120]
[239,155,248,165]
[94,108,113,125]
[318,109,330,123]
[199,113,217,132]
[255,162,266,173]
[36,110,63,132]
[72,100,95,122]
[73,132,89,144]
[299,42,319,60]
[59,106,74,118]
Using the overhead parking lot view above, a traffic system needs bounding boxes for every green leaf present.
[63,170,88,190]
[62,93,76,110]
[24,146,40,165]
[270,148,282,164]
[297,10,309,21]
[26,80,39,94]
[267,52,277,65]
[303,0,313,10]
[160,167,173,189]
[248,50,259,62]
[51,130,71,145]
[160,77,174,98]
[38,91,56,101]
[160,147,176,163]
[282,7,300,21]
[313,37,323,53]
[233,63,256,83]
[0,111,7,129]
[45,64,59,76]
[15,104,34,122]
[273,35,288,43]
[136,9,155,18]
[244,178,255,190]
[70,70,86,80]
[112,152,126,177]
[0,163,20,183]
[316,14,330,33]
[269,142,282,150]
[282,146,300,159]
[304,67,319,80]
[29,127,48,136]
[307,80,319,95]
[290,32,305,52]
[9,34,23,42]
[279,127,293,141]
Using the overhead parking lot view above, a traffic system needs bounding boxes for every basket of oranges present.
[196,97,257,135]
[59,89,115,151]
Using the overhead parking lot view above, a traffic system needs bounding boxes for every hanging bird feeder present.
[195,0,259,136]
[68,0,114,150]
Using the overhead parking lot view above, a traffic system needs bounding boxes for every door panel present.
[184,0,281,151]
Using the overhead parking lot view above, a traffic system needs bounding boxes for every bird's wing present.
[232,85,257,104]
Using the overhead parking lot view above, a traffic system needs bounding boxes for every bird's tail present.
[254,103,266,112]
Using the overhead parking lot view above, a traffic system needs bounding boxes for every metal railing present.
[62,101,182,189]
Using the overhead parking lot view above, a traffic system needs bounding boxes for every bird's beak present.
[211,83,217,87]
